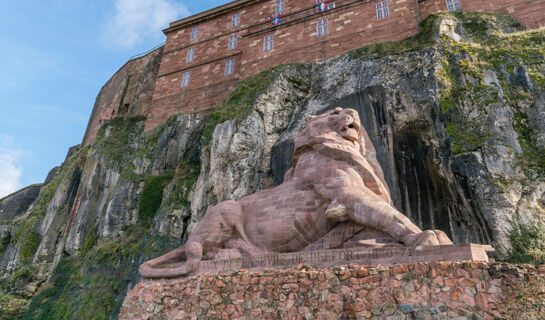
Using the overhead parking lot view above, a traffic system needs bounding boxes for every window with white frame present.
[276,0,285,15]
[232,13,240,27]
[190,26,199,40]
[446,0,461,11]
[376,0,389,20]
[228,34,238,50]
[317,18,328,36]
[263,34,274,52]
[225,58,235,75]
[186,47,195,63]
[181,71,191,87]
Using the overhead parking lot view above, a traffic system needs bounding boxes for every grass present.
[508,222,545,266]
[10,147,85,266]
[351,13,440,59]
[201,65,294,145]
[138,174,173,221]
[0,292,29,320]
[23,223,181,320]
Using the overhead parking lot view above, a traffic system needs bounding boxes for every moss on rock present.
[138,174,173,221]
[23,223,181,320]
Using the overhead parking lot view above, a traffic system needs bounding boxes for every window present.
[228,34,238,50]
[190,26,199,40]
[232,13,240,27]
[181,71,191,87]
[263,34,274,52]
[186,47,195,63]
[446,0,462,11]
[225,58,235,75]
[376,0,389,20]
[317,18,328,36]
[275,0,285,15]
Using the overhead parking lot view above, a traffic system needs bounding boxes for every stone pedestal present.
[195,244,491,274]
[120,260,544,320]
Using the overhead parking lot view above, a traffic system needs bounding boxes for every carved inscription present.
[197,247,418,273]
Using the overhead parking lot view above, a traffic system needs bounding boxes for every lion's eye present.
[348,124,355,129]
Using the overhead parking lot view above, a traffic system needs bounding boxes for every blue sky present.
[0,0,231,197]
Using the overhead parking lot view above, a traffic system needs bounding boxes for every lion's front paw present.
[325,202,348,222]
[406,230,452,249]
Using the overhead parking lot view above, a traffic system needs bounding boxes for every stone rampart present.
[120,261,545,319]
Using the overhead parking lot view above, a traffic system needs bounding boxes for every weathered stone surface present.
[120,261,545,320]
[0,185,41,221]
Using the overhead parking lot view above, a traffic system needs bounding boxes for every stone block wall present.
[144,0,422,130]
[119,261,545,319]
[418,0,545,29]
[83,0,545,138]
[81,46,163,146]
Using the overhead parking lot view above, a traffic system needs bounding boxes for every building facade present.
[82,0,545,145]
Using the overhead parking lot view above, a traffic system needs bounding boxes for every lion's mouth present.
[341,121,360,142]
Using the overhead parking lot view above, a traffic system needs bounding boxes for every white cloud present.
[0,135,23,199]
[105,0,189,48]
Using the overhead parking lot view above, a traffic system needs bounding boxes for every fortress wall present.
[144,0,421,130]
[84,0,545,135]
[419,0,545,29]
[119,261,543,319]
[241,0,420,78]
[81,47,163,146]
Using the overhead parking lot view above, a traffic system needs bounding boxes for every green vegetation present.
[138,174,173,220]
[165,162,200,210]
[202,65,296,145]
[7,265,38,293]
[18,232,40,264]
[0,292,28,320]
[431,12,545,162]
[23,223,181,320]
[10,147,86,267]
[80,224,99,257]
[351,14,440,59]
[508,222,545,265]
[92,116,146,171]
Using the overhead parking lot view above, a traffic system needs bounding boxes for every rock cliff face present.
[1,12,545,319]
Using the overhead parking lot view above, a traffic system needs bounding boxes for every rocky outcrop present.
[0,185,41,221]
[1,12,544,319]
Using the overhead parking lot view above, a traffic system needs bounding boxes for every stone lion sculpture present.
[140,108,451,278]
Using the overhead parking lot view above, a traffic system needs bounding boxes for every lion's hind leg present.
[202,200,263,256]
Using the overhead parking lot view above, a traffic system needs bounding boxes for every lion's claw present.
[325,203,348,221]
[406,230,453,249]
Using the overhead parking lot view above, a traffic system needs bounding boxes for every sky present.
[0,0,231,198]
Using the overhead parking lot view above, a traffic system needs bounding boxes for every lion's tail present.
[139,242,203,279]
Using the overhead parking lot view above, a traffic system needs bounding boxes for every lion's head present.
[294,107,364,156]
[291,107,391,203]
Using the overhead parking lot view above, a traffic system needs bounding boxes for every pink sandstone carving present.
[139,108,452,278]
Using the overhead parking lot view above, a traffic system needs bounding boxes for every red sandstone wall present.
[120,261,545,319]
[82,47,163,146]
[419,0,545,29]
[91,0,545,132]
[241,0,420,77]
[145,0,423,130]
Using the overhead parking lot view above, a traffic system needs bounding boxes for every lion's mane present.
[290,108,392,204]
